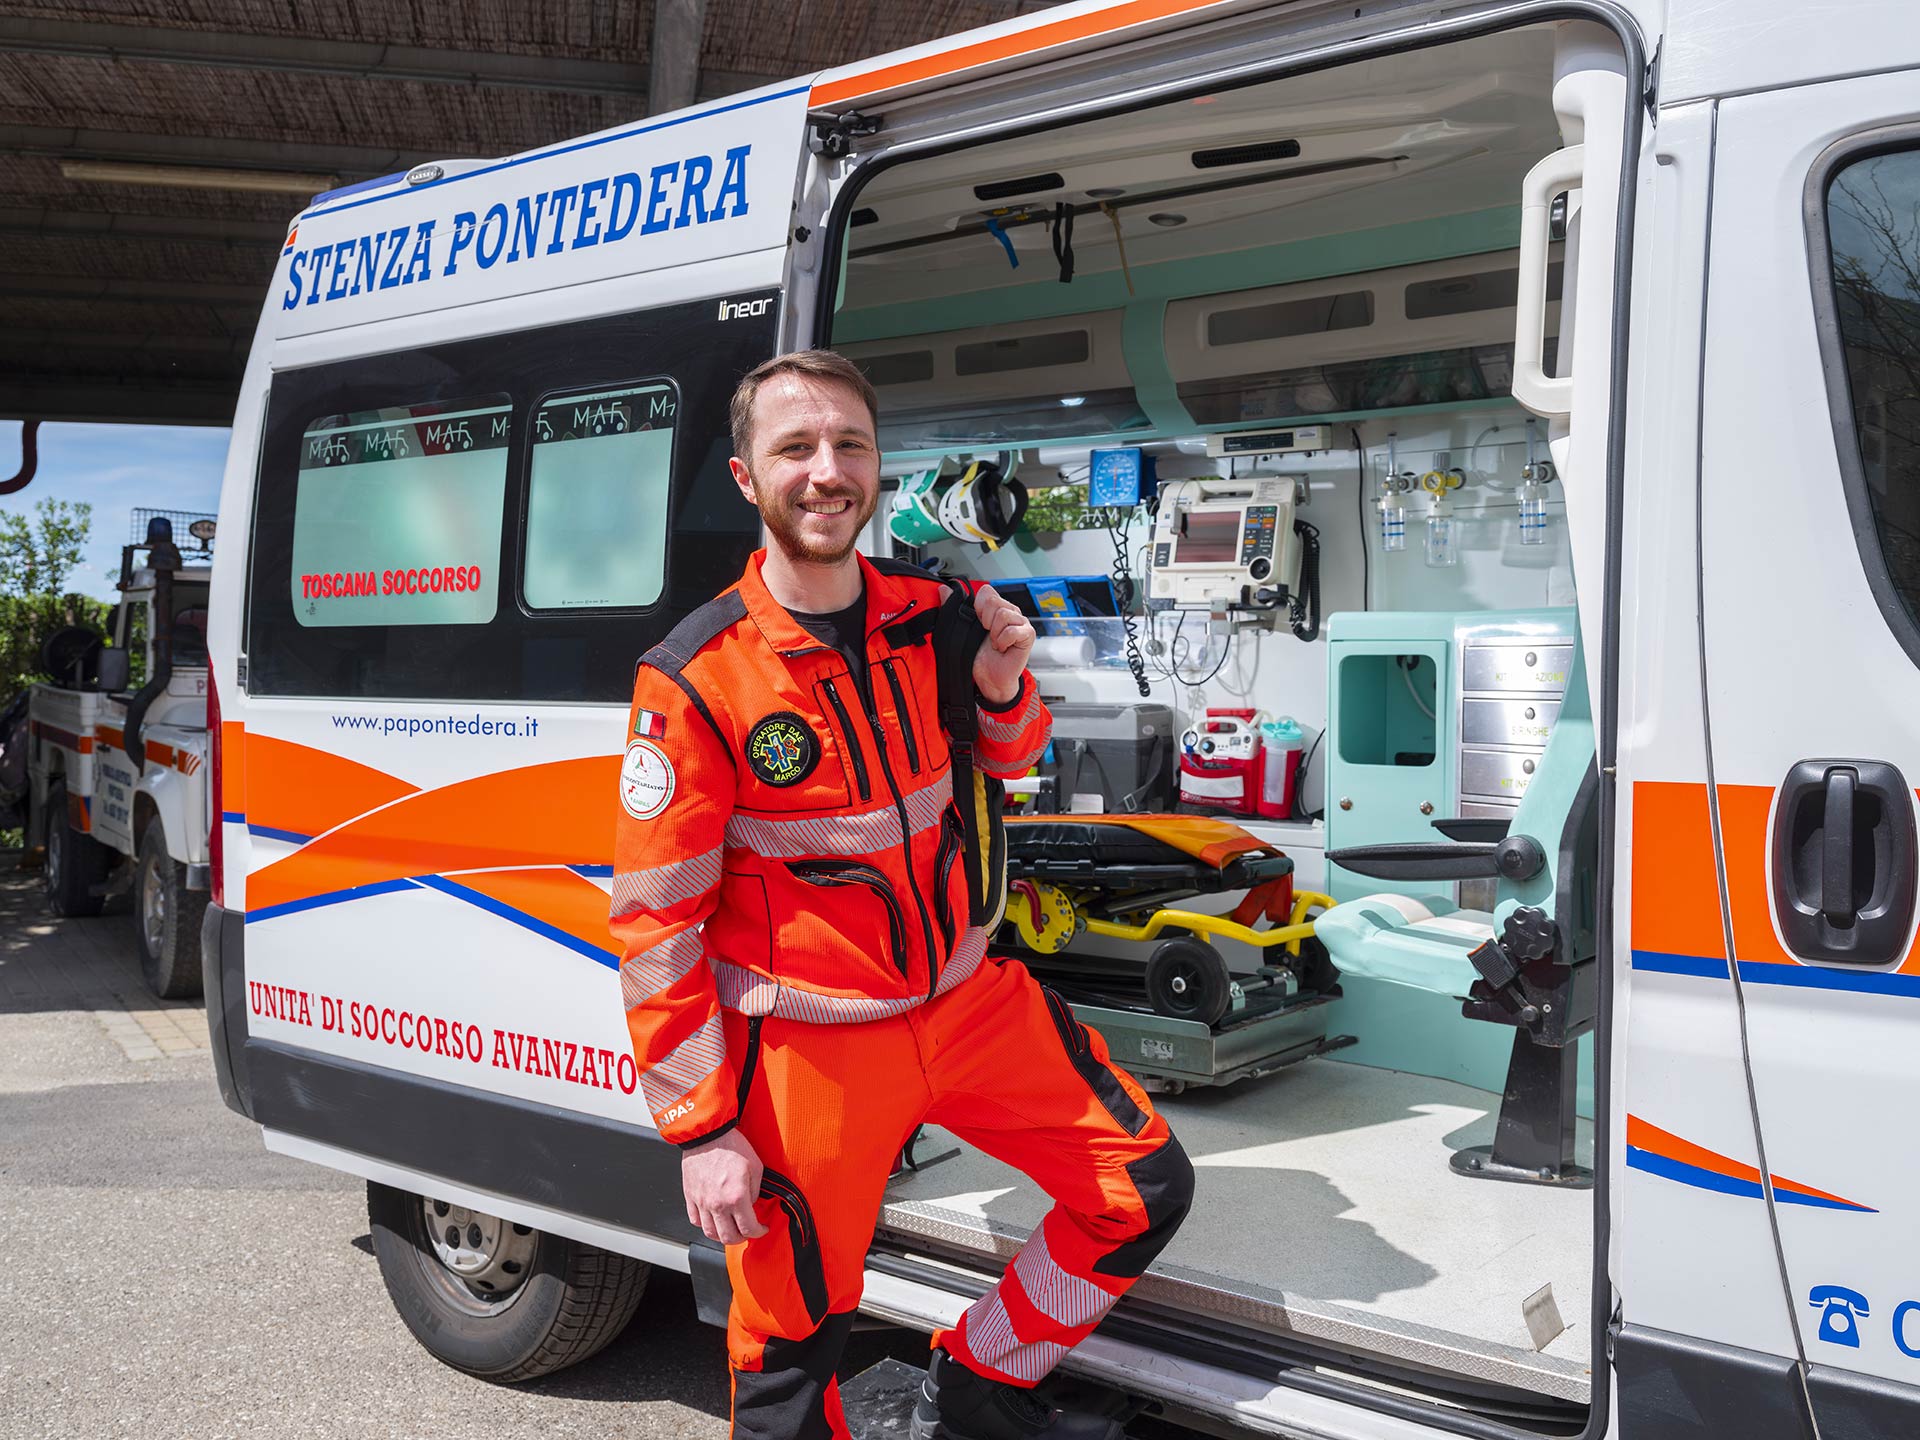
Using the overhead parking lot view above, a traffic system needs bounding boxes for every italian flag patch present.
[632,708,667,738]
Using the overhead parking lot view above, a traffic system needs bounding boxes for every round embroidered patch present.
[745,711,819,787]
[619,739,675,820]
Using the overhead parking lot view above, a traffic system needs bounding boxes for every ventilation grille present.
[1208,290,1374,347]
[973,172,1066,202]
[856,350,935,387]
[954,330,1090,376]
[1191,138,1302,169]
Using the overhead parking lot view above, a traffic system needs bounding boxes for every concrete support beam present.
[0,272,264,307]
[0,206,286,246]
[0,14,647,97]
[0,382,236,427]
[0,15,766,101]
[649,0,708,116]
[1,122,421,184]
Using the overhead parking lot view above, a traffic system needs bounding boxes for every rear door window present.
[244,295,774,703]
[292,397,510,627]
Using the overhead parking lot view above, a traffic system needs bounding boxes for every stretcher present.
[995,814,1350,1089]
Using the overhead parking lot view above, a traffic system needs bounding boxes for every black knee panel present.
[1093,1132,1195,1280]
[732,1310,856,1440]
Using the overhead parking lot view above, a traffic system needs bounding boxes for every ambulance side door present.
[1700,70,1920,1432]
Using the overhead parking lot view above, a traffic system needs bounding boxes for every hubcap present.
[420,1198,537,1299]
[141,854,167,954]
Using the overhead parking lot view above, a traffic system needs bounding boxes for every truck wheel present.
[42,780,109,919]
[135,817,205,999]
[367,1182,649,1382]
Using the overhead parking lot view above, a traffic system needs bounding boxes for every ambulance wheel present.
[367,1182,650,1382]
[1145,938,1232,1026]
[135,817,204,999]
[42,781,108,919]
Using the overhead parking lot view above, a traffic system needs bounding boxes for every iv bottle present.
[1379,491,1407,551]
[1425,495,1459,567]
[1518,479,1548,545]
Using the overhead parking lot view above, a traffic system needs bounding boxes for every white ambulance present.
[202,1,1920,1435]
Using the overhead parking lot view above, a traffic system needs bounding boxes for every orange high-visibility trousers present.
[722,953,1194,1439]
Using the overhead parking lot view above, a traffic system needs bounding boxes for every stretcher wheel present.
[1145,938,1232,1026]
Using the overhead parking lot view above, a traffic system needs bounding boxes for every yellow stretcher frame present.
[1081,889,1338,958]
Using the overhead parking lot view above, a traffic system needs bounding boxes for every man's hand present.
[682,1129,769,1245]
[971,582,1036,706]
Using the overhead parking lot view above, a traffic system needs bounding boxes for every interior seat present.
[1313,631,1599,1185]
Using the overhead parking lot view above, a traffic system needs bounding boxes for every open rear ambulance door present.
[1694,36,1920,1440]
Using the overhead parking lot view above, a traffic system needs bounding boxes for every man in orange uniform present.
[612,350,1192,1440]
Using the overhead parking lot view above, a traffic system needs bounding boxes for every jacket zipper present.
[787,860,909,979]
[933,808,961,952]
[880,658,922,776]
[820,677,871,802]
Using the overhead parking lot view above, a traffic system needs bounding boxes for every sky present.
[1,421,229,601]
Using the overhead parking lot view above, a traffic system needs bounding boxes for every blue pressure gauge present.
[1088,447,1153,508]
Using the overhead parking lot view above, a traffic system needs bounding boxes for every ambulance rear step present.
[867,1208,1590,1415]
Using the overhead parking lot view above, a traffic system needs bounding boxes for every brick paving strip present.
[0,854,210,1058]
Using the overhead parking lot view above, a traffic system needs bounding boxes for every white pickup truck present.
[27,517,212,998]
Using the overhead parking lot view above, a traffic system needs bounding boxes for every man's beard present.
[752,474,879,565]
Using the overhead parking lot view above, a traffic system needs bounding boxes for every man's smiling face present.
[729,373,881,566]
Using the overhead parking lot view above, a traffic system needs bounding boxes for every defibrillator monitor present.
[1148,476,1302,608]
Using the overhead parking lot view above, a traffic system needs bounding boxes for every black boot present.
[910,1347,1124,1440]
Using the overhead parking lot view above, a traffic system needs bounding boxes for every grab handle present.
[1512,143,1583,420]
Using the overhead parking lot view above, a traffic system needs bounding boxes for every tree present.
[0,498,106,701]
[0,498,92,599]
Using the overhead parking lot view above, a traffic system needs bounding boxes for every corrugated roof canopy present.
[0,0,1057,426]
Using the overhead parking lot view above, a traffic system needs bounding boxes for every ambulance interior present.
[828,21,1608,1423]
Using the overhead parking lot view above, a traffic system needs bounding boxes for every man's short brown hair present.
[729,349,881,465]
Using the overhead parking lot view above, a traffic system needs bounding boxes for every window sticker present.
[291,397,511,627]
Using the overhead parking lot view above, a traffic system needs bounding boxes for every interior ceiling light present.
[1148,212,1188,227]
[59,160,340,195]
[1059,396,1087,407]
[1085,186,1126,199]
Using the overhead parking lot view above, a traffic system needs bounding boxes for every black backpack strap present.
[930,580,986,766]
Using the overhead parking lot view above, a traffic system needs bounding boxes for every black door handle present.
[1823,768,1855,926]
[1772,759,1916,965]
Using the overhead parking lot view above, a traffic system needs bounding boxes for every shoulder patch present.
[619,739,676,820]
[744,712,820,788]
[642,590,750,676]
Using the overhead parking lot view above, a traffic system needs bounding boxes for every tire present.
[367,1182,649,1382]
[135,816,205,999]
[42,780,109,919]
[1145,937,1233,1026]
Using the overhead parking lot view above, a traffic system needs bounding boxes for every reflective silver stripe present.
[725,800,901,858]
[935,927,989,995]
[724,771,951,859]
[620,929,705,1010]
[976,688,1038,744]
[902,768,954,836]
[1011,1228,1116,1331]
[610,847,722,920]
[993,740,1049,774]
[958,1290,1068,1383]
[639,1012,726,1117]
[711,958,924,1023]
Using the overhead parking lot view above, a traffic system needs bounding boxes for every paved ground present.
[0,862,924,1440]
[0,862,1195,1440]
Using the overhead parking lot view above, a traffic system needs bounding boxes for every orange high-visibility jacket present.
[612,551,1052,1148]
